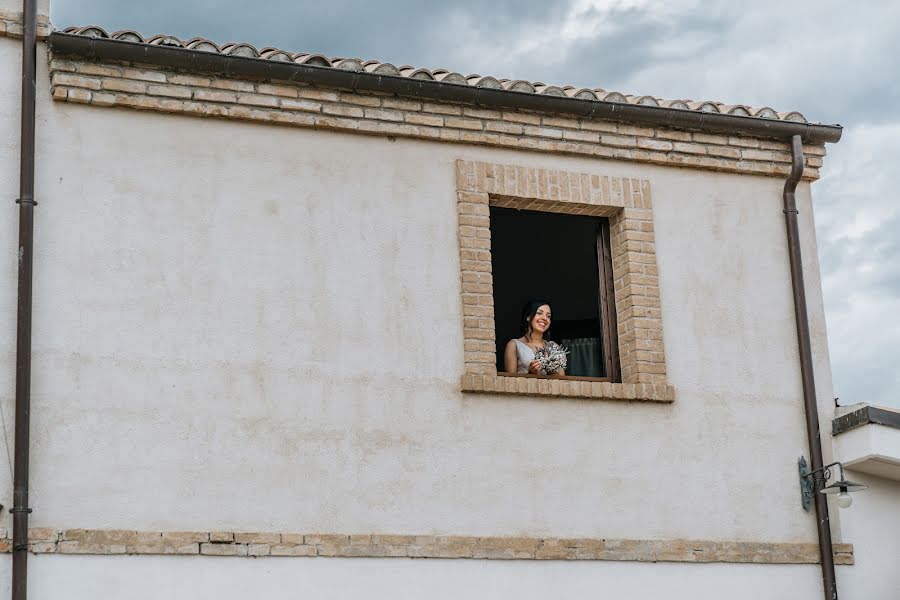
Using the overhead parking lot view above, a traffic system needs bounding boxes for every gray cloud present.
[51,0,900,406]
[604,1,900,127]
[54,1,899,126]
[812,123,900,407]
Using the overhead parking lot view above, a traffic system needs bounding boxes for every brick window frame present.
[456,160,674,402]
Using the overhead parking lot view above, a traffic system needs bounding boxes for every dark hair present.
[520,297,553,339]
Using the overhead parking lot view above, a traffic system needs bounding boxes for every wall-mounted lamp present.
[798,456,867,511]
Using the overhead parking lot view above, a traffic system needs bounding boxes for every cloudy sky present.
[52,0,900,407]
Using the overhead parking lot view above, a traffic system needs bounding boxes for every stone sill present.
[460,373,674,402]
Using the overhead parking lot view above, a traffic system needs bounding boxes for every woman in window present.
[503,298,565,376]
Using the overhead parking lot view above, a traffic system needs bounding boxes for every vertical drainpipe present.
[783,134,838,600]
[12,0,37,598]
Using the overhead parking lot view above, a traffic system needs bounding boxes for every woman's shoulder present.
[507,338,531,354]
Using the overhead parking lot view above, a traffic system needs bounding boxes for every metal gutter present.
[12,0,38,599]
[833,405,900,435]
[48,32,843,145]
[783,135,838,600]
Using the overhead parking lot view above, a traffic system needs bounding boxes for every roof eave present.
[48,32,843,145]
[834,404,900,435]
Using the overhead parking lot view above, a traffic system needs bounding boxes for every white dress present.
[513,339,538,374]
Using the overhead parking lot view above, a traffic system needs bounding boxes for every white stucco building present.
[1,1,897,598]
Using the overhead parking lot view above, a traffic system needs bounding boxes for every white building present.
[1,1,896,598]
[831,404,900,598]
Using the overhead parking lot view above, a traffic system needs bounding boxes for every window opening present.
[490,206,619,380]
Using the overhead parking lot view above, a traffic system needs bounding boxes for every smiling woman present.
[503,298,566,376]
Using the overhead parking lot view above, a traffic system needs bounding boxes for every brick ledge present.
[461,374,675,402]
[2,528,852,564]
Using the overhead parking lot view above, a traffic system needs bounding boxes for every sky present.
[51,0,900,408]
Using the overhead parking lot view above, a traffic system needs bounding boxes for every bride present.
[503,298,565,376]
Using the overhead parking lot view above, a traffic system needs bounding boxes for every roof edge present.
[48,32,843,145]
[833,404,900,435]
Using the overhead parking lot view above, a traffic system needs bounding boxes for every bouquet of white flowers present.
[532,341,568,375]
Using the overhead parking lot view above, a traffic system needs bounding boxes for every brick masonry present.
[456,160,672,401]
[461,374,674,402]
[0,10,51,39]
[0,528,853,565]
[40,54,828,180]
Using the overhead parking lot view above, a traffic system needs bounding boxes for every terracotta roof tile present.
[61,25,811,124]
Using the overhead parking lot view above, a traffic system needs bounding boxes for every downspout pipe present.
[12,0,38,599]
[783,134,837,600]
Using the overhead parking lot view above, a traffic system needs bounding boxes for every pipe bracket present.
[15,195,38,206]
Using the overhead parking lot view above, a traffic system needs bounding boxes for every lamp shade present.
[820,479,868,494]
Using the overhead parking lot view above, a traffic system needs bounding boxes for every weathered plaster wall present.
[0,555,827,600]
[0,39,857,599]
[0,32,22,516]
[0,42,841,540]
[0,0,48,17]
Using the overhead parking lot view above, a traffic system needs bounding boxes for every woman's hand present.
[528,360,542,375]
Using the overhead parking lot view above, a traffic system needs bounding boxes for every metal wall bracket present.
[799,456,815,512]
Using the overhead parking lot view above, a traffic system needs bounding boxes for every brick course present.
[0,10,51,39]
[0,528,852,565]
[43,55,827,180]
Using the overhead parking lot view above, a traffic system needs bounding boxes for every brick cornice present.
[0,10,51,39]
[0,528,853,565]
[45,55,827,180]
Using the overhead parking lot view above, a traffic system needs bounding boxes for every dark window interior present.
[490,206,608,378]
